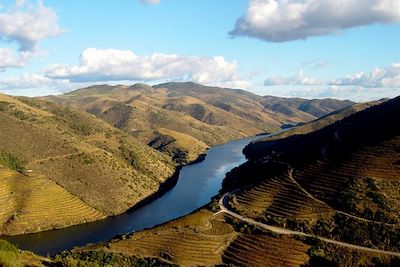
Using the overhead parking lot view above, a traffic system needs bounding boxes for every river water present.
[3,135,265,255]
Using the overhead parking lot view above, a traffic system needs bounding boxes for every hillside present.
[221,96,400,255]
[263,95,354,118]
[44,82,352,164]
[56,95,400,267]
[256,99,386,143]
[0,93,175,235]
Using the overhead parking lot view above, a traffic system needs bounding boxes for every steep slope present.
[0,93,175,235]
[44,82,352,164]
[221,95,400,254]
[0,167,104,235]
[257,99,386,143]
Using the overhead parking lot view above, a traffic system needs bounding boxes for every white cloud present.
[265,64,400,89]
[329,63,400,88]
[302,60,328,70]
[230,0,400,42]
[0,48,32,70]
[262,64,400,101]
[45,48,250,88]
[0,73,73,96]
[139,0,160,4]
[0,0,62,51]
[264,70,322,86]
[0,73,69,90]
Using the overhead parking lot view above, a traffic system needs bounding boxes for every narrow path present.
[218,193,400,257]
[287,169,397,226]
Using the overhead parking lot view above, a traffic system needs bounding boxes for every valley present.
[0,84,398,267]
[49,95,400,267]
[1,1,397,265]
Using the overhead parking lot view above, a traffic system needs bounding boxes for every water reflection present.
[3,135,266,255]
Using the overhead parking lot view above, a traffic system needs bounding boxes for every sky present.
[0,0,399,101]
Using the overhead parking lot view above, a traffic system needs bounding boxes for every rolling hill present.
[44,82,353,164]
[263,95,354,118]
[0,93,175,235]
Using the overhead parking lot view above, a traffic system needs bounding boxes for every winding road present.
[218,192,400,257]
[286,169,397,227]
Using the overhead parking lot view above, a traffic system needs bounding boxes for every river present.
[3,135,266,255]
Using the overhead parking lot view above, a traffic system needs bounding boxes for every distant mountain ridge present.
[263,95,354,118]
[44,82,353,164]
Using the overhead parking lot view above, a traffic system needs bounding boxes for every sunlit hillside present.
[44,82,353,164]
[0,93,175,235]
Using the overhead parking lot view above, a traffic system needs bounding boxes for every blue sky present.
[0,0,399,101]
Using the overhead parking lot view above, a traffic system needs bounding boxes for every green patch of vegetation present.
[0,151,26,174]
[302,240,400,267]
[224,216,269,235]
[207,198,220,213]
[53,250,177,267]
[0,240,23,267]
[0,101,10,111]
[0,240,18,253]
[83,157,95,165]
[17,97,44,110]
[10,109,30,121]
[260,213,288,228]
[52,107,94,136]
[337,176,399,223]
[331,213,400,251]
[119,143,145,173]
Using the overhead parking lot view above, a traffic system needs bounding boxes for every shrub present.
[0,151,26,174]
[0,240,18,253]
[0,240,20,267]
[53,250,177,267]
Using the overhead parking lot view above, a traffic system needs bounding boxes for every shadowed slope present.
[222,96,400,252]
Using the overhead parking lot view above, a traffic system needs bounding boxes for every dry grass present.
[43,83,349,163]
[80,211,237,266]
[223,234,310,267]
[157,128,209,162]
[231,173,333,219]
[0,166,105,235]
[0,93,175,234]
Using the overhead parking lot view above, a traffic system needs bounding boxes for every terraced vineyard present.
[94,211,237,266]
[293,136,400,217]
[74,210,318,266]
[111,232,229,266]
[0,166,105,235]
[230,173,333,219]
[223,234,310,267]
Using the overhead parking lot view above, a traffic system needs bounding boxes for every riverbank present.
[3,135,265,256]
